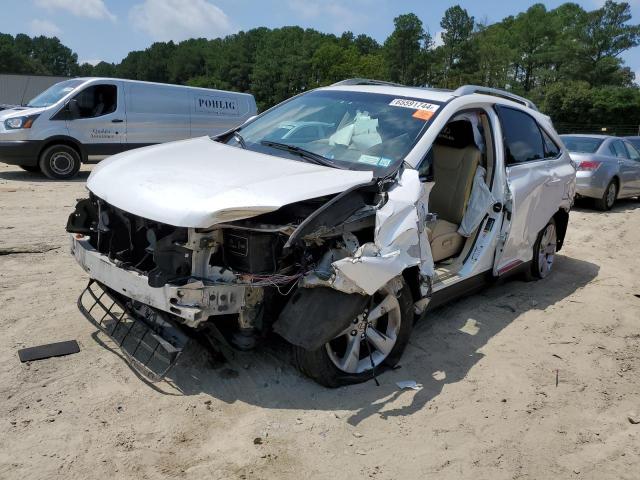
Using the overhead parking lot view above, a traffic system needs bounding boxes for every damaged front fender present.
[303,169,434,298]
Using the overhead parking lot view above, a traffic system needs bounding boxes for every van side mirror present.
[65,99,80,120]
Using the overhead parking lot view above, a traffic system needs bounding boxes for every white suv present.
[67,79,576,387]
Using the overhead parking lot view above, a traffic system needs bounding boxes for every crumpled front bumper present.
[71,234,247,327]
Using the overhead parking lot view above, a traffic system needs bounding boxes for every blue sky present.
[1,0,639,77]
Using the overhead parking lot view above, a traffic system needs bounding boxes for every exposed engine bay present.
[66,178,415,351]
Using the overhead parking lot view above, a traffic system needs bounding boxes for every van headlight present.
[4,114,39,130]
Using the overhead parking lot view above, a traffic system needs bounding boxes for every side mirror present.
[65,99,80,120]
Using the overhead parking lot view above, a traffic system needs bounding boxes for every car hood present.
[0,106,46,121]
[87,136,374,228]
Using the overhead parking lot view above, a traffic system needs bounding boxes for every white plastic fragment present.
[396,380,423,391]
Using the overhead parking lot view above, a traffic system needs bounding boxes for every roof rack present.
[331,78,405,87]
[453,85,538,111]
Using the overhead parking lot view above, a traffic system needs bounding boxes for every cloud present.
[29,19,62,37]
[129,0,233,42]
[34,0,116,21]
[287,0,352,21]
[80,58,103,66]
[286,0,370,34]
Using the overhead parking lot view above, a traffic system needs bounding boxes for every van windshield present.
[228,90,442,174]
[26,79,85,108]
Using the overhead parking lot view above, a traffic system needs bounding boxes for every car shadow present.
[573,197,640,213]
[142,254,598,425]
[0,169,91,183]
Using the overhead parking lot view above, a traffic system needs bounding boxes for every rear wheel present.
[594,179,617,211]
[294,279,413,387]
[528,218,557,280]
[39,144,81,180]
[19,165,40,173]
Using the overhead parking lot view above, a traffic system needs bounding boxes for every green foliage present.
[1,2,639,127]
[383,13,431,85]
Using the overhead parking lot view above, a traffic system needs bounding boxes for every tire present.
[293,279,414,387]
[527,218,557,280]
[594,179,617,211]
[39,144,81,180]
[19,165,40,173]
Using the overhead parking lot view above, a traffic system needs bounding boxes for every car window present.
[496,106,545,165]
[541,129,560,158]
[626,138,640,151]
[609,140,629,159]
[70,84,117,119]
[624,141,640,161]
[560,136,604,153]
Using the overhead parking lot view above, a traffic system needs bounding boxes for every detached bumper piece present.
[78,280,188,381]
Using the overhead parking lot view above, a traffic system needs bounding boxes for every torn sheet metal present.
[330,169,435,296]
[458,166,495,237]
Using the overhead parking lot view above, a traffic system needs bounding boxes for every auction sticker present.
[389,98,439,113]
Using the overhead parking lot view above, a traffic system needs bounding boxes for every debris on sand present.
[0,244,59,256]
[396,380,423,391]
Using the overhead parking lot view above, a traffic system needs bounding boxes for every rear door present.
[493,106,574,275]
[66,81,124,159]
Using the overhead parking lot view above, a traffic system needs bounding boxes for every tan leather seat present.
[428,127,481,262]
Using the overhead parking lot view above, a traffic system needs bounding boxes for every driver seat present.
[427,121,481,262]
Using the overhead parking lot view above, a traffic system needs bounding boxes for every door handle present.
[111,119,124,123]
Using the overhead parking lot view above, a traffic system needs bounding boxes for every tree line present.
[1,1,639,132]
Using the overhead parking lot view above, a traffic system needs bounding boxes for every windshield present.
[26,79,85,108]
[560,135,604,154]
[227,90,442,173]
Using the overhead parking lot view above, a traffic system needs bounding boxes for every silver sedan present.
[561,134,640,210]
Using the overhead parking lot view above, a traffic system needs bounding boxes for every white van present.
[0,77,257,179]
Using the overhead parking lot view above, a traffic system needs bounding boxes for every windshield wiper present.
[260,140,339,168]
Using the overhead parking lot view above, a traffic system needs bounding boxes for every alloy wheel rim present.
[537,223,557,278]
[326,285,401,374]
[606,183,616,208]
[50,151,74,176]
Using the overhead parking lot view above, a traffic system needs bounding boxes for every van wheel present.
[19,165,40,173]
[528,218,557,280]
[594,180,617,211]
[293,279,413,387]
[39,145,81,180]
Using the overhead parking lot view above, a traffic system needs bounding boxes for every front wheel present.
[294,279,414,387]
[39,144,81,180]
[528,218,557,280]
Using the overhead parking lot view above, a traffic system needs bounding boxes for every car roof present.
[560,134,614,140]
[319,84,549,118]
[320,84,456,104]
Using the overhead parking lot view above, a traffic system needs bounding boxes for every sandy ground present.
[0,162,639,480]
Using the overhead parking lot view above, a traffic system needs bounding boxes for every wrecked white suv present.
[67,80,576,387]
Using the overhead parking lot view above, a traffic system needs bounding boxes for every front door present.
[493,106,574,275]
[66,81,125,160]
